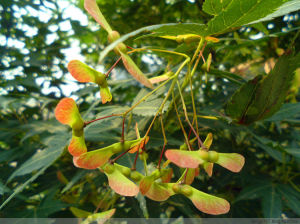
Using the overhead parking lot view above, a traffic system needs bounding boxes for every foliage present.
[1,0,300,220]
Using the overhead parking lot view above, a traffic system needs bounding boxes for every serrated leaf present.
[226,53,300,125]
[235,182,272,202]
[205,0,288,35]
[248,0,300,25]
[202,0,233,16]
[144,23,207,37]
[265,103,300,122]
[225,75,263,124]
[262,185,282,218]
[277,184,300,216]
[9,133,68,180]
[132,98,170,116]
[120,52,153,89]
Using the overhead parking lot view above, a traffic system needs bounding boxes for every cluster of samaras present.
[54,0,245,216]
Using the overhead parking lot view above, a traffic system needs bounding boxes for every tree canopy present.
[0,0,300,220]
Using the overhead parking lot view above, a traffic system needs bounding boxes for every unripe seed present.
[108,30,120,43]
[139,151,148,161]
[130,171,142,181]
[172,184,181,193]
[181,185,193,196]
[208,151,219,163]
[72,128,83,137]
[114,43,127,55]
[72,119,84,132]
[104,164,115,174]
[112,143,123,153]
[121,167,131,177]
[198,150,209,161]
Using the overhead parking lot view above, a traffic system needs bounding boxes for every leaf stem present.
[176,81,204,148]
[173,91,192,151]
[105,56,122,78]
[84,114,122,127]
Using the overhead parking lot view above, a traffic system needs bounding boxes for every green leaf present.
[133,98,170,116]
[248,0,300,24]
[225,75,263,124]
[0,181,9,196]
[9,133,68,181]
[251,135,284,162]
[265,103,300,122]
[143,23,207,37]
[235,182,272,202]
[82,208,116,224]
[262,185,282,218]
[226,53,300,125]
[202,0,233,16]
[120,51,154,89]
[284,148,300,159]
[277,184,300,216]
[70,207,92,218]
[1,166,47,210]
[205,0,288,35]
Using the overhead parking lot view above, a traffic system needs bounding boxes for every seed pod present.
[108,30,120,43]
[208,151,219,163]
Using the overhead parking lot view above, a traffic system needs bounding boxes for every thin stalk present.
[132,145,140,171]
[105,56,122,78]
[110,147,132,164]
[158,115,167,169]
[176,168,188,183]
[84,114,122,127]
[143,58,190,139]
[190,37,205,65]
[173,91,192,151]
[121,115,126,143]
[177,81,204,148]
[188,68,200,148]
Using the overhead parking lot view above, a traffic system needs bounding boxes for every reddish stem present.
[121,116,126,143]
[84,114,120,127]
[110,147,132,164]
[126,45,134,50]
[157,142,166,169]
[105,56,122,78]
[132,145,141,171]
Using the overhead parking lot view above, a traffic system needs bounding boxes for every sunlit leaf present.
[82,208,116,224]
[84,0,112,33]
[188,185,230,215]
[99,84,112,104]
[160,168,173,183]
[104,164,139,196]
[165,150,205,168]
[216,153,245,173]
[55,98,84,130]
[68,60,106,84]
[145,182,174,202]
[128,136,149,153]
[185,168,199,185]
[68,133,87,157]
[120,51,154,89]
